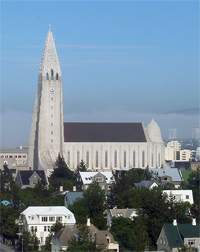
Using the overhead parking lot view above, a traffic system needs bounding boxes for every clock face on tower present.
[50,86,55,92]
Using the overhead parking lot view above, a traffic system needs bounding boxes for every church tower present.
[28,26,64,170]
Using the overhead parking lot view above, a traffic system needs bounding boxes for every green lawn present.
[180,170,192,182]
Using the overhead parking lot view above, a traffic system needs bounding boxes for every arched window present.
[158,153,161,167]
[105,151,108,168]
[96,151,98,167]
[46,73,49,80]
[151,153,154,167]
[67,151,70,166]
[133,151,135,167]
[56,73,59,80]
[86,151,89,168]
[114,151,117,167]
[51,69,54,80]
[142,151,145,167]
[124,151,126,167]
[77,151,80,166]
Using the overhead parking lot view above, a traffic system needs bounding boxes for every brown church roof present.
[64,123,146,142]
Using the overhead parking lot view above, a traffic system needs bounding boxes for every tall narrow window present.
[124,151,126,167]
[96,151,98,167]
[151,153,154,167]
[77,151,80,166]
[67,151,70,166]
[105,151,108,168]
[114,151,117,167]
[142,151,145,167]
[133,151,135,167]
[158,153,161,167]
[86,151,89,168]
[56,73,59,80]
[46,73,49,80]
[51,69,54,80]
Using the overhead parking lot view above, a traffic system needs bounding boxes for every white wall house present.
[163,190,194,205]
[18,206,76,246]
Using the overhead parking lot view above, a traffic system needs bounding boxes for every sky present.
[0,1,199,147]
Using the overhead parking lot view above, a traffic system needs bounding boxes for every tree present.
[67,224,103,252]
[49,154,75,191]
[110,217,150,251]
[16,230,39,252]
[69,182,107,230]
[75,159,87,174]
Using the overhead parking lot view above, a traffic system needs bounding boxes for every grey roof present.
[65,192,83,206]
[64,123,147,142]
[0,148,28,154]
[135,180,160,189]
[17,170,48,186]
[163,223,200,248]
[149,168,182,182]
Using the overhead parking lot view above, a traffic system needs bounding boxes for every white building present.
[28,27,166,172]
[18,206,76,246]
[176,149,191,161]
[165,141,181,161]
[163,190,194,204]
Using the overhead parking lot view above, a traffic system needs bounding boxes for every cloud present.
[1,108,198,148]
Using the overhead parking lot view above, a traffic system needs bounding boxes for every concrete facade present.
[28,27,64,170]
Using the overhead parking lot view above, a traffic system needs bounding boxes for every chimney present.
[87,218,90,226]
[173,219,177,226]
[59,186,63,192]
[73,186,76,192]
[192,218,196,226]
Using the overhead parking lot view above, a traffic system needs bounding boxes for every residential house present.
[134,180,160,189]
[157,219,200,252]
[76,171,115,191]
[51,219,119,252]
[17,206,76,246]
[149,168,182,187]
[107,208,137,227]
[15,170,48,188]
[163,190,194,205]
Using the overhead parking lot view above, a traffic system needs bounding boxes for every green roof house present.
[157,219,200,252]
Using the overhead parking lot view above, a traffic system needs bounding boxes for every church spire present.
[39,26,61,76]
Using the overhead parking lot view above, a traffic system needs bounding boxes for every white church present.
[28,27,166,172]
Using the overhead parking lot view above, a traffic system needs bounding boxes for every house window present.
[186,195,189,199]
[114,151,117,167]
[188,239,195,245]
[95,177,103,182]
[96,151,98,167]
[56,217,62,222]
[49,217,55,222]
[142,151,145,167]
[86,151,89,168]
[35,226,37,232]
[44,226,47,231]
[160,238,163,244]
[105,151,108,167]
[31,226,34,232]
[124,151,126,167]
[133,151,135,167]
[42,217,48,222]
[33,180,38,185]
